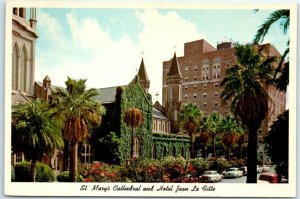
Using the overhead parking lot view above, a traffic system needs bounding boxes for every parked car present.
[260,165,270,172]
[224,167,243,178]
[239,166,247,176]
[259,172,288,183]
[257,165,263,173]
[200,170,223,182]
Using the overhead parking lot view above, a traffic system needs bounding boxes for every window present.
[203,102,207,107]
[193,77,197,81]
[184,95,188,100]
[194,67,198,71]
[214,83,219,88]
[214,92,219,97]
[193,94,197,99]
[184,86,188,91]
[185,77,188,82]
[203,93,207,98]
[20,46,28,92]
[203,84,207,89]
[214,102,218,107]
[81,143,93,164]
[12,44,18,90]
[193,85,197,90]
[258,129,263,134]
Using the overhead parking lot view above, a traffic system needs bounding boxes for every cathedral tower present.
[165,53,183,133]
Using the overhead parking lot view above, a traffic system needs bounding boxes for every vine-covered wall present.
[118,76,153,163]
[152,132,190,159]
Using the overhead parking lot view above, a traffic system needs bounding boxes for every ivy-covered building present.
[91,58,190,165]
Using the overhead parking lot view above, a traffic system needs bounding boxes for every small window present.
[214,92,218,97]
[193,77,197,81]
[258,129,263,134]
[194,67,198,71]
[185,77,188,82]
[203,93,207,98]
[214,83,219,88]
[184,95,188,100]
[193,94,197,99]
[203,84,207,89]
[203,102,207,107]
[184,86,188,91]
[193,85,197,90]
[214,102,218,107]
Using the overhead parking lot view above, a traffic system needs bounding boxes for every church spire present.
[167,52,182,77]
[138,58,150,93]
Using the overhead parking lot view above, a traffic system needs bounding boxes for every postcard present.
[5,0,297,197]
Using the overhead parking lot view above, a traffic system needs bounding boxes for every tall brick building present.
[162,39,286,162]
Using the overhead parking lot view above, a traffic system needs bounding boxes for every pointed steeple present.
[43,75,51,88]
[167,52,182,77]
[137,58,150,93]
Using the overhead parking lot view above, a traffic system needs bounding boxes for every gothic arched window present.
[20,46,28,92]
[12,44,18,90]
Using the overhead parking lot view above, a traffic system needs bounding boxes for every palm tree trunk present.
[190,135,195,159]
[69,142,78,182]
[202,145,207,158]
[30,159,37,182]
[130,126,134,159]
[212,135,216,158]
[239,144,243,159]
[227,147,230,161]
[246,125,258,183]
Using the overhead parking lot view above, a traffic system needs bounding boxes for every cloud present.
[36,9,205,103]
[135,9,204,100]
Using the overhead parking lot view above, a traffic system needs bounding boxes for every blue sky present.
[34,7,289,103]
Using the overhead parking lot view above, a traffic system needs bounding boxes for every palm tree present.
[220,116,243,161]
[254,9,290,91]
[236,129,246,159]
[52,77,105,182]
[207,113,222,158]
[221,43,276,183]
[12,99,64,182]
[198,117,210,158]
[124,108,143,159]
[179,103,203,159]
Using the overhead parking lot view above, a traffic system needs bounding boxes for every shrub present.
[161,156,187,182]
[81,162,120,182]
[119,158,163,182]
[11,165,15,182]
[188,158,211,176]
[230,158,246,168]
[14,161,55,182]
[209,158,232,173]
[56,171,83,182]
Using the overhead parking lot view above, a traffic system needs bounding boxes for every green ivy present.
[118,76,153,163]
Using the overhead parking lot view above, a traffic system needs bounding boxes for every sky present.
[33,7,290,103]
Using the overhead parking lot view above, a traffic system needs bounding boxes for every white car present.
[200,170,223,182]
[224,167,243,178]
[257,165,264,173]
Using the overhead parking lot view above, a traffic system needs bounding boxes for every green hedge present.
[14,161,55,182]
[56,171,83,182]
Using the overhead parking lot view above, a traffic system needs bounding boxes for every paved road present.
[219,174,260,183]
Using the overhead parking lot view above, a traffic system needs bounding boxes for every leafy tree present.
[124,108,143,159]
[254,9,290,91]
[221,44,276,183]
[52,77,105,182]
[179,103,203,159]
[12,99,64,182]
[265,110,288,181]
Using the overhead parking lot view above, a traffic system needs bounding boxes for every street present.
[219,174,260,183]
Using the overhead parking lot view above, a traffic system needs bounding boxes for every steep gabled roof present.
[138,58,149,82]
[167,52,182,77]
